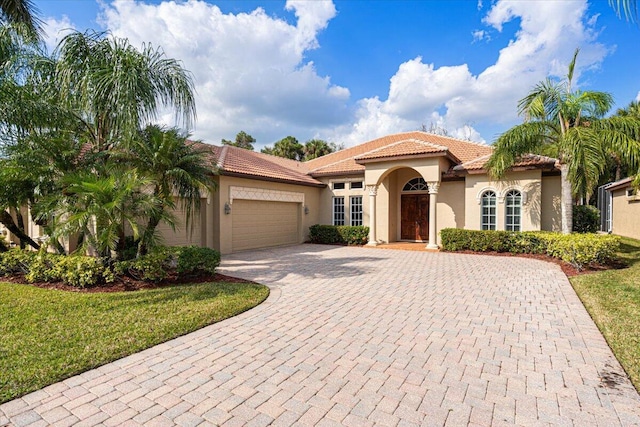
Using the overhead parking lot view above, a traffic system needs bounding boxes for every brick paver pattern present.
[2,244,640,426]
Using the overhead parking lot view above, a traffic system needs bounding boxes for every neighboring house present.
[599,177,640,240]
[3,131,564,254]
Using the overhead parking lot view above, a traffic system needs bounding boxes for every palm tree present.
[128,125,216,256]
[0,0,43,39]
[303,139,336,161]
[54,31,196,152]
[609,0,638,22]
[487,49,640,233]
[51,169,158,260]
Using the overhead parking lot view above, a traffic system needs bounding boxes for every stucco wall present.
[611,187,640,240]
[156,200,206,247]
[215,176,323,254]
[464,170,543,231]
[437,180,466,242]
[317,175,368,227]
[541,175,562,232]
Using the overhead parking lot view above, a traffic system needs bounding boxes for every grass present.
[570,236,640,391]
[0,281,269,403]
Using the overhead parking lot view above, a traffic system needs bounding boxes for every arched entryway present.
[401,178,430,241]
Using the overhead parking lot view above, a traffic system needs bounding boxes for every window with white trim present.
[350,196,363,226]
[350,181,364,190]
[332,182,345,190]
[481,190,497,230]
[333,197,345,225]
[505,190,522,231]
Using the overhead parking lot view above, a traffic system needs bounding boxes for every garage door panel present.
[232,200,300,252]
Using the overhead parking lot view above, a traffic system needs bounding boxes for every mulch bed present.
[448,250,626,277]
[1,273,255,293]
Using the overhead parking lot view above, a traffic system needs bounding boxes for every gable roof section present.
[452,153,558,173]
[197,143,324,187]
[306,131,492,176]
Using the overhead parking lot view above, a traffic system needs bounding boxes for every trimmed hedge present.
[573,205,600,233]
[309,225,369,245]
[0,245,221,287]
[440,228,619,270]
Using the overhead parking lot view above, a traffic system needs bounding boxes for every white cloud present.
[42,15,75,53]
[334,0,610,146]
[636,91,640,102]
[98,0,348,146]
[472,29,489,42]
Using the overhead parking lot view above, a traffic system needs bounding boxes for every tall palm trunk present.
[0,209,40,249]
[560,163,573,234]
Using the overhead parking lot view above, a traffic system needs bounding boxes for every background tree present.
[261,136,304,160]
[302,139,340,161]
[487,49,640,233]
[221,131,255,150]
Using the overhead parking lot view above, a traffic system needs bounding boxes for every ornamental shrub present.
[309,225,369,245]
[114,248,173,282]
[52,256,114,288]
[175,246,221,276]
[0,249,36,276]
[572,205,600,233]
[440,228,620,270]
[114,246,221,282]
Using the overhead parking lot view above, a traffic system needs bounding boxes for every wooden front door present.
[401,194,429,241]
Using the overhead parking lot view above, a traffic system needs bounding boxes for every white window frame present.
[350,196,363,226]
[332,182,346,190]
[333,197,345,226]
[505,190,522,231]
[481,190,497,231]
[350,181,364,190]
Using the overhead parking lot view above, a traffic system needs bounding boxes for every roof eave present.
[220,170,327,188]
[355,151,458,165]
[309,170,365,178]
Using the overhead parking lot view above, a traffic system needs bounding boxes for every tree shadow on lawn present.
[219,243,389,284]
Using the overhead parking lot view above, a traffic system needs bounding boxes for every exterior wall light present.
[224,202,231,215]
[304,205,309,215]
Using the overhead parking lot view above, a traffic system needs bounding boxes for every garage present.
[231,199,300,252]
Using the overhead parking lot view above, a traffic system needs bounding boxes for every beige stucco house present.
[601,177,640,240]
[1,131,563,254]
[156,131,562,254]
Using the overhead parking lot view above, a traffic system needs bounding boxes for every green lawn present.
[570,236,640,392]
[0,281,269,403]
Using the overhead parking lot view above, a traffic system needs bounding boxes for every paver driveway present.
[2,244,640,426]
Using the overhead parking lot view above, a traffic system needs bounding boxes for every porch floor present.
[366,241,436,251]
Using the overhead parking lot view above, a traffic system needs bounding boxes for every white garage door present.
[232,200,300,252]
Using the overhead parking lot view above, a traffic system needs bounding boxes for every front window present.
[333,197,345,225]
[332,182,345,190]
[350,196,363,226]
[481,190,496,230]
[505,190,522,231]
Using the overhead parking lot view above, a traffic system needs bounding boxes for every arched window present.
[481,190,497,230]
[505,190,522,231]
[403,177,428,192]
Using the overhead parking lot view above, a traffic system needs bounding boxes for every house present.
[599,177,640,240]
[2,131,563,254]
[153,131,560,254]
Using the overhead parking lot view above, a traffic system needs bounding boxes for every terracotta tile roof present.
[307,158,365,176]
[605,176,634,191]
[195,143,324,187]
[452,153,558,172]
[306,131,492,176]
[354,139,452,162]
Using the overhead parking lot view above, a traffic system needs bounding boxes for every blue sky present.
[34,0,640,149]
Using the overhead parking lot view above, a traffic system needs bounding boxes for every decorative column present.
[367,185,378,246]
[427,181,440,249]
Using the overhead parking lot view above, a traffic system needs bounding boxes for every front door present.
[401,194,429,241]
